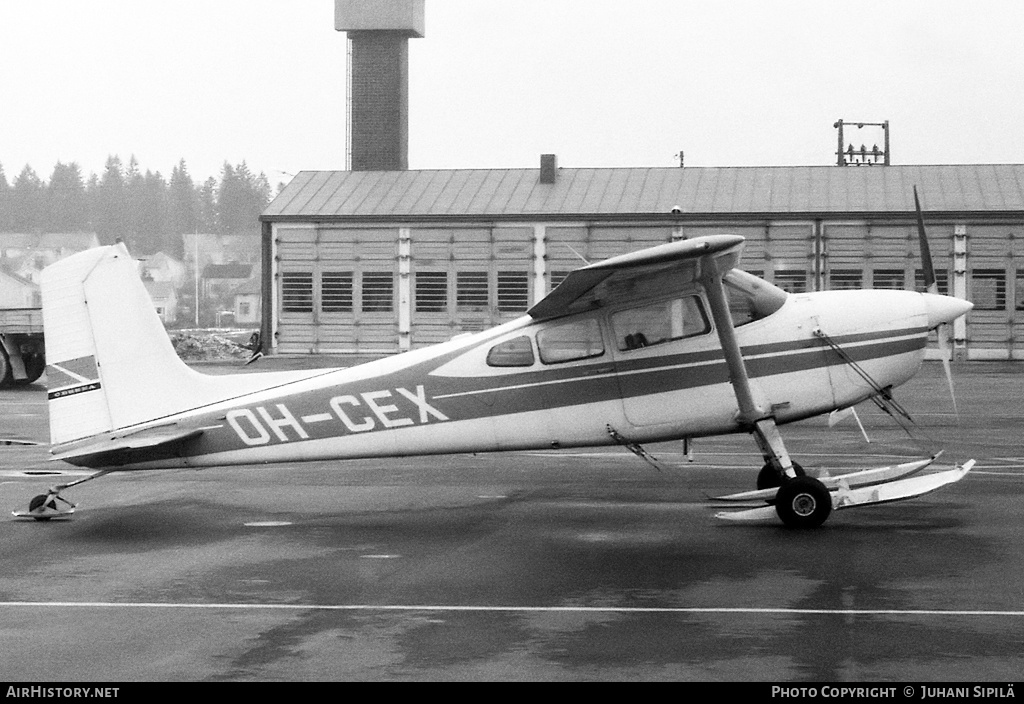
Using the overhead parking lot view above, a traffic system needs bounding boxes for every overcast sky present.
[3,0,1023,187]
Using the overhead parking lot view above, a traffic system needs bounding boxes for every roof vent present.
[540,154,557,184]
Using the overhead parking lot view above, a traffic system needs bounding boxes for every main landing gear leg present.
[13,470,111,521]
[752,418,800,487]
[751,417,831,529]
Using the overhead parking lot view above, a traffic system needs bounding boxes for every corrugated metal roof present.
[262,164,1024,220]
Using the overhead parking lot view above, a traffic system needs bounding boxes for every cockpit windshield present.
[723,269,788,326]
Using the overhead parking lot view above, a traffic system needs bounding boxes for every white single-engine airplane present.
[11,218,974,528]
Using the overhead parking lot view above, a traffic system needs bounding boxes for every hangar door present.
[678,224,811,289]
[966,224,1022,359]
[410,227,534,346]
[545,225,673,291]
[275,226,399,354]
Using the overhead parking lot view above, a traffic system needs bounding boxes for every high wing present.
[528,234,745,320]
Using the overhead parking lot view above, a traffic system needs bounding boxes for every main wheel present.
[774,476,832,529]
[756,461,805,490]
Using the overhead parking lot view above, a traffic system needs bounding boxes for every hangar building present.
[259,161,1024,361]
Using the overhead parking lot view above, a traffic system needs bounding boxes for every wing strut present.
[701,259,798,480]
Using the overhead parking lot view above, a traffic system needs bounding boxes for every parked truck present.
[0,307,45,387]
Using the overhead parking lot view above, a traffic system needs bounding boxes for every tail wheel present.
[28,494,56,522]
[756,461,805,490]
[774,476,832,529]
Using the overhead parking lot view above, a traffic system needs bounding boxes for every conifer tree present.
[46,161,88,232]
[168,159,198,256]
[94,156,128,245]
[11,165,45,232]
[0,162,11,231]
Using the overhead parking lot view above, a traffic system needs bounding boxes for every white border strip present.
[1,601,1023,616]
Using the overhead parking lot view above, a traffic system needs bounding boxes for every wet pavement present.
[1,362,1022,681]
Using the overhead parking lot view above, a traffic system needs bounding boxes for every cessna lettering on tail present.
[226,385,449,446]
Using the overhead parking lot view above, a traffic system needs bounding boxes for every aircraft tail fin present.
[40,244,208,444]
[40,244,317,448]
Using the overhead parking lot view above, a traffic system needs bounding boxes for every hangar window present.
[486,335,536,367]
[416,271,448,312]
[362,272,394,313]
[537,318,604,364]
[1017,270,1024,311]
[550,270,571,290]
[497,271,530,312]
[873,269,906,290]
[773,269,807,294]
[321,271,353,313]
[612,296,710,351]
[829,269,863,290]
[456,271,489,310]
[914,268,949,296]
[281,272,313,313]
[971,269,1006,311]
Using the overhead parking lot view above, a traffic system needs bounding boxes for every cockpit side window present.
[723,269,788,326]
[612,296,711,351]
[486,335,536,367]
[537,318,605,364]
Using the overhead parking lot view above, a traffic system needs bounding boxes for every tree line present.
[0,156,278,258]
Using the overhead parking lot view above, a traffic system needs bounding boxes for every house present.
[202,263,252,300]
[143,281,178,325]
[0,265,41,308]
[182,233,260,270]
[0,233,102,285]
[231,276,262,326]
[0,233,101,261]
[141,251,187,289]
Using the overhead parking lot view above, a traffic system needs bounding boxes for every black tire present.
[15,353,45,385]
[29,494,51,512]
[775,476,832,529]
[0,348,11,388]
[756,461,805,490]
[28,494,56,521]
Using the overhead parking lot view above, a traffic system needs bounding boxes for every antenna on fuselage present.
[562,243,591,266]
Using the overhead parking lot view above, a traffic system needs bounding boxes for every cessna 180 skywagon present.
[12,216,974,528]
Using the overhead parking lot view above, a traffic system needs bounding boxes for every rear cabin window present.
[486,336,536,367]
[612,296,710,351]
[537,318,605,364]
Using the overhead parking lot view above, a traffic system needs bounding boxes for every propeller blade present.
[914,186,938,295]
[937,325,960,421]
[915,185,959,420]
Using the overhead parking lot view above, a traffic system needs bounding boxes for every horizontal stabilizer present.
[51,424,204,465]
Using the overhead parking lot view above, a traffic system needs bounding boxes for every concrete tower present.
[335,0,425,171]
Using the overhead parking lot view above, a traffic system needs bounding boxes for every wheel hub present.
[792,492,817,517]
